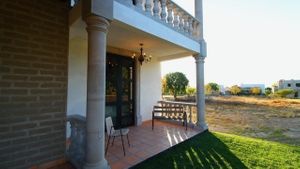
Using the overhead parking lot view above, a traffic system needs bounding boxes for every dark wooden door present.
[105,53,135,127]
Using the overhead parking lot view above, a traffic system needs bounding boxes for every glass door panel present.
[105,54,135,127]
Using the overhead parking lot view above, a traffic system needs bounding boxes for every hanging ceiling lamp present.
[132,43,152,65]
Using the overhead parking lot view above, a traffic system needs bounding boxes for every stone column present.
[194,0,208,130]
[194,54,208,130]
[84,15,110,169]
[135,57,142,126]
[195,0,204,39]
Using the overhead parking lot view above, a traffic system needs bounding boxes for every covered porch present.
[65,119,203,169]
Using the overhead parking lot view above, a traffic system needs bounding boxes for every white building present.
[276,79,300,98]
[240,84,265,94]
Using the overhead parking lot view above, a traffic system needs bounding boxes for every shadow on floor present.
[130,131,248,169]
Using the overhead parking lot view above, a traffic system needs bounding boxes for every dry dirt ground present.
[206,96,300,146]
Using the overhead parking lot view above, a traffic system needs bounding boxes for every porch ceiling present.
[107,20,196,60]
[70,18,198,61]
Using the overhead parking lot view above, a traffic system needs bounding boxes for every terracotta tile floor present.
[106,120,202,169]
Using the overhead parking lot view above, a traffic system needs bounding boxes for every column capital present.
[85,15,110,33]
[193,54,206,63]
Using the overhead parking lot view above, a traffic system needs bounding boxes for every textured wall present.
[140,60,162,121]
[0,0,68,168]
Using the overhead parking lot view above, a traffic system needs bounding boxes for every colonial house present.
[274,79,300,98]
[0,0,208,168]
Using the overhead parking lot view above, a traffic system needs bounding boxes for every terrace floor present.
[106,120,202,169]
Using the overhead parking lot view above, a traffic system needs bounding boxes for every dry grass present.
[206,96,300,145]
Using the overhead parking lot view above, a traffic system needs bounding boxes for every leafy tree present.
[165,72,189,99]
[205,84,212,95]
[265,87,272,96]
[186,86,196,96]
[250,87,261,95]
[230,85,242,95]
[207,83,220,92]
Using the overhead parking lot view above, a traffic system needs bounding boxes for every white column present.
[195,0,204,39]
[84,15,110,169]
[135,57,142,125]
[194,54,208,130]
[194,0,208,130]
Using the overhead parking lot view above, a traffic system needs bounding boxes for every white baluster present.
[179,12,184,31]
[153,0,160,18]
[188,17,193,35]
[167,2,173,26]
[136,0,144,11]
[160,0,167,22]
[145,0,152,15]
[173,8,179,28]
[183,15,189,33]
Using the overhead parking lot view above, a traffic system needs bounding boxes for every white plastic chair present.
[105,117,130,156]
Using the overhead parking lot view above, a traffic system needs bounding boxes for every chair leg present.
[111,136,115,146]
[120,131,126,156]
[127,134,130,147]
[105,135,111,155]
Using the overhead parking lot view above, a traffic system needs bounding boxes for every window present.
[287,83,291,87]
[296,83,300,87]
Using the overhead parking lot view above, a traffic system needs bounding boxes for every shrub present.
[273,89,295,98]
[186,87,196,96]
[230,85,242,95]
[250,87,261,95]
[265,87,272,96]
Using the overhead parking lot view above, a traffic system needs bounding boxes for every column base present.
[194,122,208,131]
[83,160,110,169]
[135,113,142,126]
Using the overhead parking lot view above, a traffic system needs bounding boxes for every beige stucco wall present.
[140,60,162,121]
[67,37,88,118]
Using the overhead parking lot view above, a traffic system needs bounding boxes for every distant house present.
[240,84,265,95]
[274,79,300,98]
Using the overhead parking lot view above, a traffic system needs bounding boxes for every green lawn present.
[131,131,300,169]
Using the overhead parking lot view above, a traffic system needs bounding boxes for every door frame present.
[106,53,136,127]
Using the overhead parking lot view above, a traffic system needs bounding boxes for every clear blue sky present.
[161,0,300,87]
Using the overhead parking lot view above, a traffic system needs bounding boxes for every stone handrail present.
[117,0,202,41]
[66,115,86,169]
[70,0,201,41]
[158,100,198,126]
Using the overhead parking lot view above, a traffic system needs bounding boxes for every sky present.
[161,0,300,87]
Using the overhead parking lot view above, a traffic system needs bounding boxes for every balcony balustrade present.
[71,0,202,42]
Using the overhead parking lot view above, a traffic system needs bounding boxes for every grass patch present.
[131,131,300,169]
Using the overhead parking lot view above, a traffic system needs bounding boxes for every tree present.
[265,87,272,96]
[230,85,242,95]
[161,77,168,95]
[186,86,196,96]
[250,87,261,95]
[205,84,212,95]
[207,83,220,92]
[205,82,220,95]
[165,72,189,99]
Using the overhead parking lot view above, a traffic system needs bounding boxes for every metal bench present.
[152,105,187,130]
